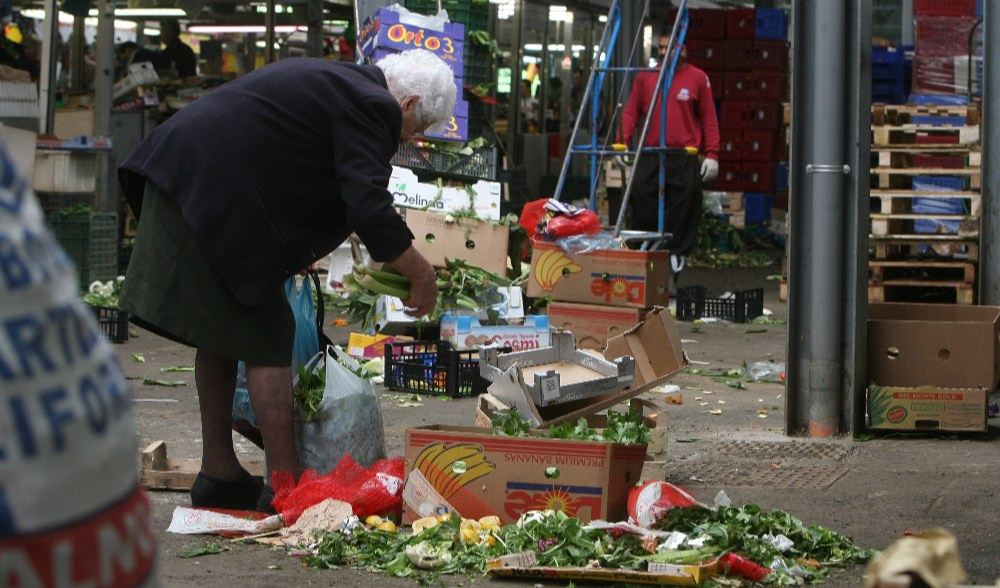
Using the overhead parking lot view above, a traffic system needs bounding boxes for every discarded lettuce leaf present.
[179,544,227,558]
[143,378,187,387]
[161,365,195,373]
[132,353,145,363]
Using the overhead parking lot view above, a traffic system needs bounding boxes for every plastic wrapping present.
[915,16,979,55]
[913,54,982,96]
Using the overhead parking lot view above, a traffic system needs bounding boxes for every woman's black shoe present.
[190,469,262,511]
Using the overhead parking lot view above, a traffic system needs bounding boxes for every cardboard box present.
[423,114,468,142]
[604,306,687,389]
[487,552,717,586]
[402,425,647,524]
[403,208,509,275]
[868,303,1000,389]
[372,286,525,335]
[477,307,687,427]
[867,385,988,433]
[368,46,463,77]
[547,301,650,350]
[390,166,501,221]
[440,314,549,350]
[359,8,465,72]
[33,150,99,193]
[527,242,670,308]
[346,332,393,359]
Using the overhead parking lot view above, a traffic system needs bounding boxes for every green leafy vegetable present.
[142,378,186,387]
[294,363,326,421]
[178,543,228,558]
[161,365,195,372]
[491,410,650,445]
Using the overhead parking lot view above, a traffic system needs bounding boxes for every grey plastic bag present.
[292,345,386,474]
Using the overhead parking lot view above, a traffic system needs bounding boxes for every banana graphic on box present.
[533,249,582,291]
[413,442,495,499]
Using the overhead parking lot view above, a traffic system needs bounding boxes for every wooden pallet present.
[870,167,980,191]
[872,126,979,147]
[869,260,976,283]
[870,213,979,237]
[872,149,980,169]
[870,189,980,215]
[779,279,788,302]
[870,234,978,260]
[140,440,265,491]
[868,282,975,305]
[872,103,980,126]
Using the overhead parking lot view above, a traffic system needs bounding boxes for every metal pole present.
[38,0,59,134]
[71,19,85,92]
[506,0,525,166]
[981,0,1000,304]
[786,1,850,437]
[93,0,115,213]
[306,0,323,58]
[265,0,277,64]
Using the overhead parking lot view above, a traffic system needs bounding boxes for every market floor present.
[120,263,1000,587]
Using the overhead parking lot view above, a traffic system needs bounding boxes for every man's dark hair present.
[118,41,138,53]
[161,20,181,36]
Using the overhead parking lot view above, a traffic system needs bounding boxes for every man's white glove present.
[700,158,719,183]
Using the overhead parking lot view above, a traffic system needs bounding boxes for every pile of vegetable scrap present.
[83,276,125,308]
[490,409,651,446]
[297,506,876,586]
[332,257,523,332]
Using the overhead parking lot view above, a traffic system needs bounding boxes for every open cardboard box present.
[402,208,509,275]
[475,306,687,427]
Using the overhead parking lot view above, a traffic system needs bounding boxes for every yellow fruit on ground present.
[365,515,383,527]
[437,513,453,523]
[377,521,397,532]
[478,516,501,530]
[412,516,439,534]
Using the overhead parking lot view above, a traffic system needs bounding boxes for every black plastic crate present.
[392,143,497,182]
[91,305,129,343]
[405,0,489,30]
[463,43,491,85]
[49,212,119,287]
[384,340,487,398]
[675,286,764,323]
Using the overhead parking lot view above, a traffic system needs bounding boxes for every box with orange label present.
[547,301,651,350]
[527,242,670,308]
[402,425,647,525]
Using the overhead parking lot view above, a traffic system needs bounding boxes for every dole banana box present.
[527,242,670,308]
[402,425,647,525]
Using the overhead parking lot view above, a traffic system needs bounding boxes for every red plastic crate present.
[726,8,757,38]
[709,162,743,191]
[915,16,979,55]
[912,154,966,168]
[915,132,960,145]
[719,129,743,162]
[912,54,958,94]
[745,101,781,129]
[750,72,787,100]
[689,9,728,39]
[723,39,755,70]
[685,40,726,70]
[752,40,789,70]
[773,191,789,211]
[914,0,976,15]
[742,130,777,162]
[705,70,724,95]
[723,72,754,99]
[720,100,748,129]
[774,127,788,159]
[742,162,775,191]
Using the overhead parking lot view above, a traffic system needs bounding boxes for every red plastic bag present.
[543,209,602,239]
[627,481,706,527]
[720,552,771,581]
[518,198,550,241]
[272,455,404,526]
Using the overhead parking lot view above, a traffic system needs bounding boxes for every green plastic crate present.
[50,212,119,288]
[405,0,489,32]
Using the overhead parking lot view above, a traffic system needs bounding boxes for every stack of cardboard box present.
[530,241,671,350]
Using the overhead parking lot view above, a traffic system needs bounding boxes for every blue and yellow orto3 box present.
[359,8,465,72]
[402,425,648,525]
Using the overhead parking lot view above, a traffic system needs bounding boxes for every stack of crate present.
[872,45,908,104]
[868,102,980,304]
[691,7,789,225]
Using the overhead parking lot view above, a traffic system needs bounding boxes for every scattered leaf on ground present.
[143,378,187,387]
[179,544,228,558]
[132,353,145,363]
[161,366,195,373]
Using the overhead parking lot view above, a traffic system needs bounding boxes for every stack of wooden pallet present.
[869,102,980,304]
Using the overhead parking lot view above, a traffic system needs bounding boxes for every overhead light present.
[496,0,514,20]
[524,43,542,51]
[106,8,186,16]
[188,24,303,33]
[599,15,608,23]
[19,9,137,29]
[144,28,160,35]
[255,4,292,13]
[549,5,568,21]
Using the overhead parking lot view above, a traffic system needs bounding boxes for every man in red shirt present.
[620,32,720,275]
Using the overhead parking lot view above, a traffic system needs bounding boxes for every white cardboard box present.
[439,314,550,351]
[372,287,526,335]
[389,166,501,221]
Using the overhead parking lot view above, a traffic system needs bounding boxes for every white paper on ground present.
[166,506,284,535]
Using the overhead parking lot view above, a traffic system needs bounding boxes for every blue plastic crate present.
[908,93,968,105]
[775,161,788,191]
[744,192,773,224]
[755,9,787,40]
[913,175,965,191]
[873,92,908,105]
[913,196,963,235]
[872,46,905,64]
[910,115,967,126]
[873,78,906,96]
[872,62,905,81]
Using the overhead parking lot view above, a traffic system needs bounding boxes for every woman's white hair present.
[376,49,457,133]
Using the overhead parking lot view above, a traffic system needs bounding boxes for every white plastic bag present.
[293,346,386,474]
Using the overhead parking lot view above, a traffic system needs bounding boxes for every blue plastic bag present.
[232,276,320,430]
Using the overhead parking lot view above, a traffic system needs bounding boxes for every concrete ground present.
[118,262,1000,587]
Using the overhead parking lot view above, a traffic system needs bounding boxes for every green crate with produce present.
[49,207,119,287]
